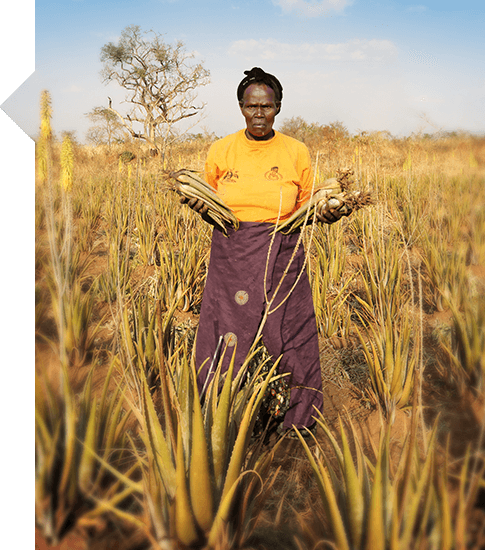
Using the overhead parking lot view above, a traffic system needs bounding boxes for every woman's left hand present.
[316,206,352,224]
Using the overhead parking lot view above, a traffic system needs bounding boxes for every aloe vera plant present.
[122,331,283,549]
[439,293,485,401]
[309,223,352,339]
[48,280,104,366]
[355,309,417,416]
[35,362,135,545]
[420,231,470,312]
[354,221,405,324]
[294,408,480,550]
[155,228,209,316]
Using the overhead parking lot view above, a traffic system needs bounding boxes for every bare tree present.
[100,25,210,159]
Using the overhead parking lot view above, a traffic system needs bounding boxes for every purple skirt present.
[195,222,323,429]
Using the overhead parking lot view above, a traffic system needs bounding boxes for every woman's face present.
[240,84,280,139]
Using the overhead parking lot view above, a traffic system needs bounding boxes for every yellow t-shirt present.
[204,129,314,223]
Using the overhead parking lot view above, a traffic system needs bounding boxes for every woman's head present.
[237,68,283,139]
[237,67,283,105]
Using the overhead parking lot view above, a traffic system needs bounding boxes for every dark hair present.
[237,67,283,104]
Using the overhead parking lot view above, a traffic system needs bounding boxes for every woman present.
[182,67,346,432]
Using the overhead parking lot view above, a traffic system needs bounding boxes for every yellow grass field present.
[35,124,485,549]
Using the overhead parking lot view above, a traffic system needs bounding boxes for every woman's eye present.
[246,105,273,112]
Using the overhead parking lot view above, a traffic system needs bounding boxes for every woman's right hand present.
[180,196,209,216]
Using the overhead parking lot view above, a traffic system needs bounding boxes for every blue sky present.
[1,0,484,143]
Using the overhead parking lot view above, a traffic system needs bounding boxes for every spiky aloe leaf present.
[57,366,78,506]
[339,417,365,549]
[78,396,98,494]
[399,421,438,549]
[140,377,176,496]
[219,360,279,505]
[211,352,236,492]
[189,363,214,532]
[364,433,386,550]
[294,428,351,550]
[175,423,199,547]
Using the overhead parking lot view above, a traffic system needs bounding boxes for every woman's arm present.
[296,143,351,224]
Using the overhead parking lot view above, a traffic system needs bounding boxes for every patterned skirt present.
[195,222,323,429]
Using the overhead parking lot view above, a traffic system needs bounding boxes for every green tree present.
[85,107,125,149]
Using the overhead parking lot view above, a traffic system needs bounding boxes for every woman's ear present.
[275,102,282,115]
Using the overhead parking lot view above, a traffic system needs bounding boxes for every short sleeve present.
[295,144,315,205]
[204,142,219,191]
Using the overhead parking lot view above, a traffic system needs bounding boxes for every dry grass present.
[35,124,485,549]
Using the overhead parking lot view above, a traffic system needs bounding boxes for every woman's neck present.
[245,129,275,141]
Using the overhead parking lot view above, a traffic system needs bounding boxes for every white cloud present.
[272,0,353,17]
[228,38,398,63]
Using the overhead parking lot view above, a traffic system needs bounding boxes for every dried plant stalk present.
[275,169,373,234]
[169,169,239,234]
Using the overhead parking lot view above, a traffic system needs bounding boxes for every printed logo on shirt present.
[265,166,283,181]
[222,170,239,183]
